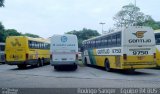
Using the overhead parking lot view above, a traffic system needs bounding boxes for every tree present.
[23,33,40,38]
[113,3,160,30]
[0,22,42,42]
[0,0,4,7]
[113,3,148,27]
[5,29,21,36]
[142,16,160,30]
[66,28,100,47]
[0,22,5,42]
[0,29,21,42]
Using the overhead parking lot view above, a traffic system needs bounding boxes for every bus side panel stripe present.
[88,49,96,65]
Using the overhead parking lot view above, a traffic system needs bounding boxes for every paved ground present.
[0,64,160,88]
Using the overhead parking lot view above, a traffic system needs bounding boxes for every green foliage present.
[0,0,4,7]
[140,16,160,30]
[113,3,160,30]
[23,33,40,38]
[66,28,100,48]
[0,29,21,42]
[5,29,21,36]
[113,3,146,27]
[0,22,40,42]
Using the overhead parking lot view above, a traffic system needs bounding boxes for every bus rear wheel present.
[105,60,112,72]
[36,59,41,67]
[17,65,26,69]
[84,58,88,66]
[54,65,59,70]
[41,59,44,66]
[127,69,135,73]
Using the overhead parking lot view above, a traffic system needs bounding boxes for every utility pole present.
[99,22,105,34]
[134,0,137,26]
[134,0,136,7]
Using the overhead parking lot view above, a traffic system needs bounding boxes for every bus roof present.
[83,26,152,43]
[83,27,123,42]
[51,34,77,37]
[6,36,50,43]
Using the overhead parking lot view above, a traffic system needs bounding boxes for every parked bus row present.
[1,26,160,72]
[4,35,79,70]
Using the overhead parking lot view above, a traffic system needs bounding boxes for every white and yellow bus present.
[154,29,160,67]
[5,36,50,68]
[82,26,156,72]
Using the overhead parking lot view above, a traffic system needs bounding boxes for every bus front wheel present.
[72,65,77,71]
[105,60,112,72]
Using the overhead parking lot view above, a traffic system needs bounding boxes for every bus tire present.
[84,57,88,66]
[36,59,41,67]
[54,66,59,70]
[17,65,26,69]
[41,59,44,66]
[72,65,77,71]
[127,69,135,73]
[105,59,111,72]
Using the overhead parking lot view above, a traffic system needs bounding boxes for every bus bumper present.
[6,61,26,65]
[5,60,37,65]
[122,62,156,69]
[50,60,77,66]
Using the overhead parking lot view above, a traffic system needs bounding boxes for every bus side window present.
[108,36,112,47]
[116,33,121,46]
[112,35,116,46]
[101,38,104,47]
[42,43,44,49]
[104,37,108,47]
[47,44,50,49]
[29,41,31,48]
[35,42,38,49]
[98,39,101,48]
[91,41,93,48]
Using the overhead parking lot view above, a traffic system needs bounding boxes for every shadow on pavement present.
[85,64,155,76]
[10,64,48,70]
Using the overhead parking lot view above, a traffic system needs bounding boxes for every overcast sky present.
[0,0,160,38]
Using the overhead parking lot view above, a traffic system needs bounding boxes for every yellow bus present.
[82,26,156,72]
[5,36,50,68]
[154,29,160,67]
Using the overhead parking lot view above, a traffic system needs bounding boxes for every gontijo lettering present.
[129,39,151,43]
